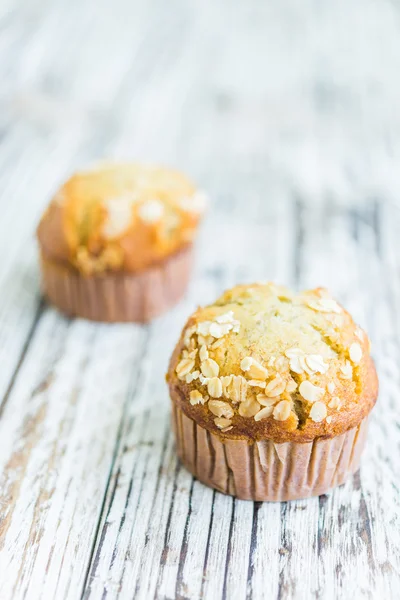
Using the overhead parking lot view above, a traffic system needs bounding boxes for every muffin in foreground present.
[167,283,378,501]
[37,163,206,322]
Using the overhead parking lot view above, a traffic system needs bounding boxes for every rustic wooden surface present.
[0,1,400,599]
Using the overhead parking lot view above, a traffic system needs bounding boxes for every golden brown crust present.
[167,283,378,443]
[37,162,206,275]
[168,357,377,443]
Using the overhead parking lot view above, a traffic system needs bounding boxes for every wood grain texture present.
[0,0,400,598]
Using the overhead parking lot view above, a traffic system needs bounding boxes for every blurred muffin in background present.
[37,162,206,322]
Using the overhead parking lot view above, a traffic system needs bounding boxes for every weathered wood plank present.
[85,297,210,600]
[0,141,74,408]
[248,502,281,600]
[0,314,146,600]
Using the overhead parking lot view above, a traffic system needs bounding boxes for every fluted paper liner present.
[172,404,368,501]
[40,245,193,323]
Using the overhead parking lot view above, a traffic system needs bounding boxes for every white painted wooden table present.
[0,1,400,598]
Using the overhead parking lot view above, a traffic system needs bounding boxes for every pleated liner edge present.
[40,244,193,323]
[172,403,368,501]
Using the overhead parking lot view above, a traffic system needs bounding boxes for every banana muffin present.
[167,283,378,501]
[37,162,206,322]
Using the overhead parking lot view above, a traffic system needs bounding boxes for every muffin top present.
[37,163,206,274]
[167,283,378,443]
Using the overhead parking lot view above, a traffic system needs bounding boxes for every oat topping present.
[240,357,253,372]
[210,338,225,350]
[102,196,133,238]
[285,348,303,358]
[201,358,219,378]
[197,321,213,336]
[182,348,197,360]
[199,345,209,361]
[254,406,274,421]
[265,375,287,397]
[220,375,233,396]
[173,283,369,433]
[196,312,241,339]
[274,356,286,370]
[138,199,164,223]
[240,357,269,380]
[340,360,353,379]
[226,375,248,404]
[328,396,342,409]
[185,370,200,383]
[305,297,342,314]
[209,322,230,338]
[256,394,278,407]
[286,379,297,392]
[176,358,195,379]
[304,355,329,374]
[208,400,234,418]
[288,354,305,374]
[349,342,362,364]
[248,379,267,388]
[183,326,196,348]
[239,398,261,417]
[190,390,204,405]
[215,311,235,324]
[309,401,327,422]
[273,400,291,421]
[299,381,325,403]
[214,417,233,431]
[198,334,213,347]
[207,378,223,398]
[286,348,328,375]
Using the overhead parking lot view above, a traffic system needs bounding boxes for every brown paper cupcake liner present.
[172,404,368,501]
[40,245,193,323]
